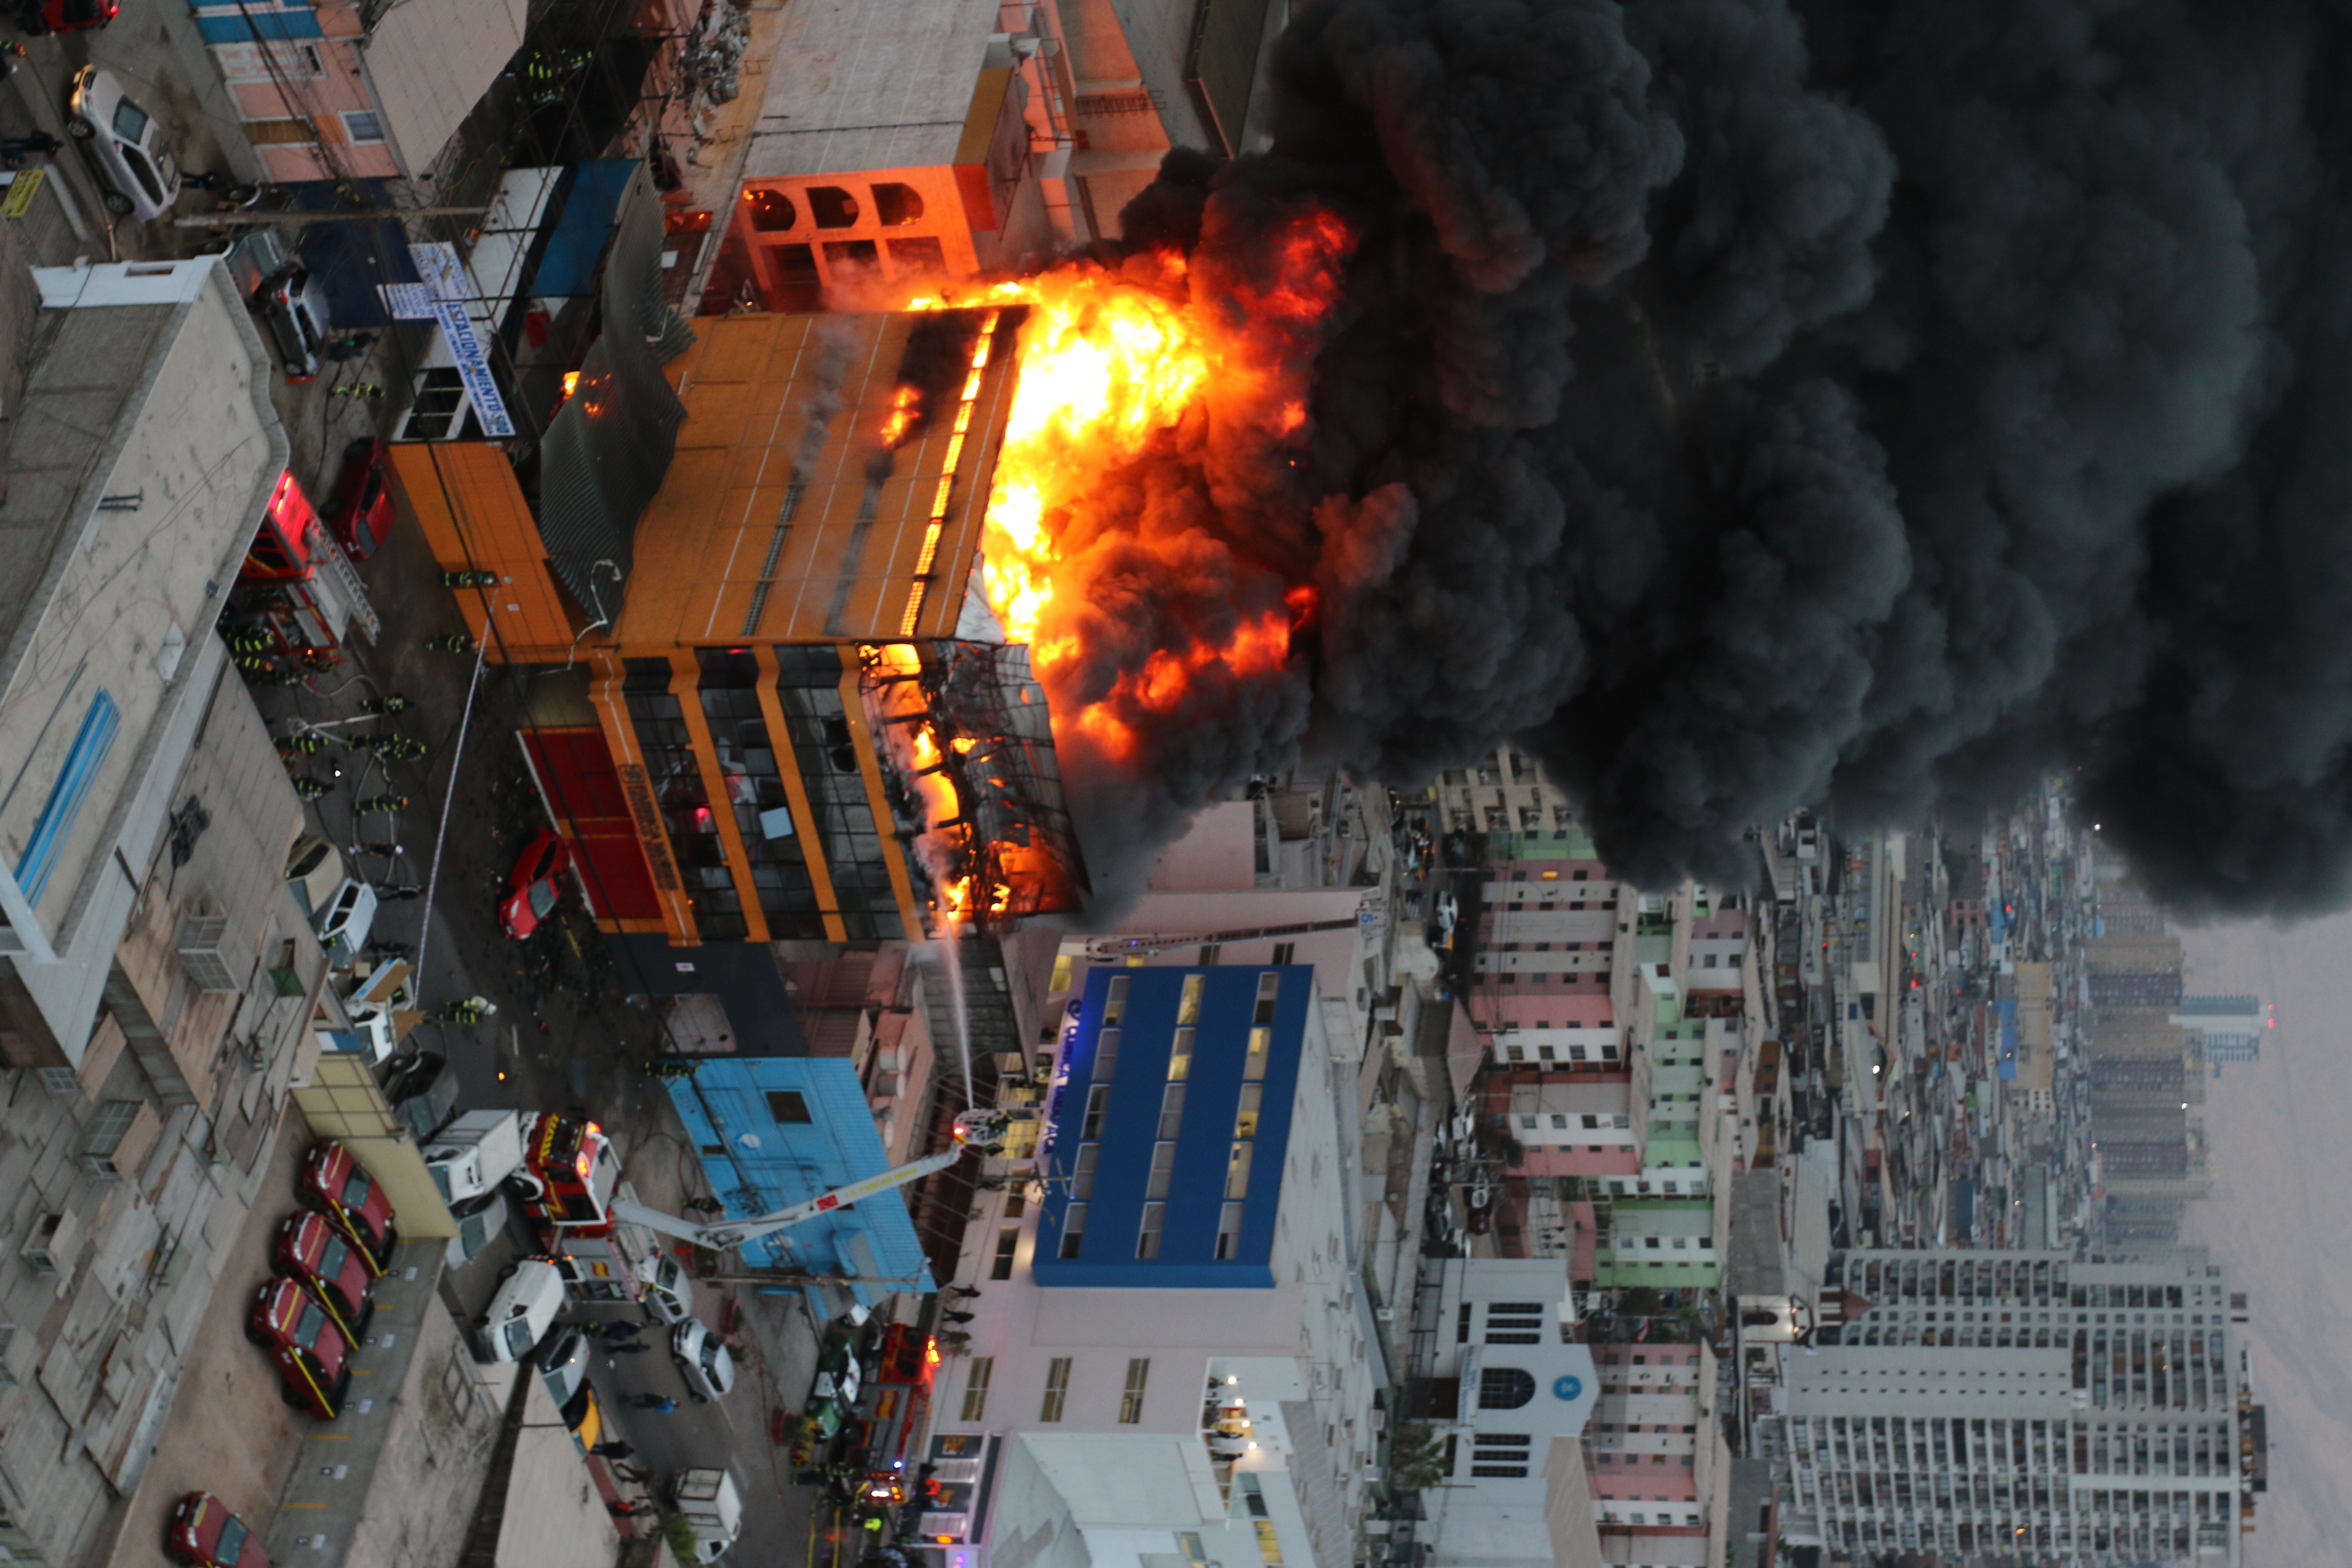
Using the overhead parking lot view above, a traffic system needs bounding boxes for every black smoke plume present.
[1044,0,2352,916]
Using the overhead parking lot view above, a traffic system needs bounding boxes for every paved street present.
[249,511,839,1557]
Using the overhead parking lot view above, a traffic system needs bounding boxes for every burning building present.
[393,273,1089,946]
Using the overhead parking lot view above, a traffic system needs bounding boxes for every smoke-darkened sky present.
[1035,0,2352,916]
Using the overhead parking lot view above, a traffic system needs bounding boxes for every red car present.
[499,828,574,940]
[272,1210,376,1339]
[166,1492,268,1568]
[246,1277,352,1420]
[297,1141,398,1270]
[17,0,115,33]
[324,438,395,562]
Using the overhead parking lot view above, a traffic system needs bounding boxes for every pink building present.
[200,0,528,182]
[1588,1343,1711,1536]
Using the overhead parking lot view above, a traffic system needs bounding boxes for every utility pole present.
[174,205,492,229]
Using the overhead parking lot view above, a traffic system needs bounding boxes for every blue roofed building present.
[1032,964,1314,1289]
[664,1056,935,1307]
[924,955,1382,1568]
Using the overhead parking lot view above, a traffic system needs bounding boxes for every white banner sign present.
[377,282,434,320]
[406,241,514,438]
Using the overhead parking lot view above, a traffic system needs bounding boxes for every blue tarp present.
[1995,997,2018,1080]
[528,159,635,298]
[1952,1177,1976,1234]
[278,181,423,331]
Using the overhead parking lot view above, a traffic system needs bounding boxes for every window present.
[961,1357,993,1421]
[872,181,925,224]
[1470,1465,1528,1478]
[1103,974,1129,1026]
[1478,1368,1536,1409]
[1157,1084,1186,1139]
[991,1226,1020,1279]
[1137,1202,1165,1259]
[765,1090,812,1123]
[1082,1084,1109,1139]
[885,235,946,276]
[340,109,385,144]
[1071,1144,1098,1199]
[1147,1142,1176,1200]
[1253,972,1280,1024]
[1119,1358,1150,1423]
[1050,953,1074,992]
[1093,1029,1121,1080]
[1168,1028,1194,1082]
[1041,1357,1072,1421]
[1243,1027,1269,1081]
[823,238,880,272]
[1216,1202,1244,1259]
[745,188,797,231]
[1271,942,1295,965]
[1059,1204,1086,1259]
[1177,974,1204,1026]
[1198,943,1222,965]
[1233,1083,1263,1139]
[1225,1142,1253,1200]
[808,185,860,227]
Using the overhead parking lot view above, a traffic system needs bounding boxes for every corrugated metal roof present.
[536,166,689,610]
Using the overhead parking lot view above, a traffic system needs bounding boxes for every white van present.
[313,878,379,964]
[475,1257,564,1363]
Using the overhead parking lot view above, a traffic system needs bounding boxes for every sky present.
[2174,913,2352,1564]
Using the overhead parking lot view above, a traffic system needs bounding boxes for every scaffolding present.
[859,639,1090,934]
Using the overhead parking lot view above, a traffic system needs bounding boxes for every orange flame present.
[879,385,922,448]
[910,208,1355,765]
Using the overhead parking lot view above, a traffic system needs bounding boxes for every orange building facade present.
[390,307,1084,949]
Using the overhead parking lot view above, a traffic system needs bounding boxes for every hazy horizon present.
[2174,911,2352,1564]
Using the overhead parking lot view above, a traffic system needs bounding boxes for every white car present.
[67,67,180,221]
[535,1324,592,1407]
[285,833,344,916]
[670,1317,736,1403]
[637,1254,693,1326]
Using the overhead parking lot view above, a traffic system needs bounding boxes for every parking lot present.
[98,1112,315,1568]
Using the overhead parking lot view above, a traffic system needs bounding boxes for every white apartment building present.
[1438,749,1580,837]
[1780,1247,2254,1564]
[1420,1259,1603,1568]
[931,948,1377,1568]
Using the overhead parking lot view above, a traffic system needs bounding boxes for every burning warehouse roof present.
[613,306,1022,649]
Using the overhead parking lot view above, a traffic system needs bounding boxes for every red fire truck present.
[226,471,379,658]
[848,1322,936,1507]
[520,1114,623,1234]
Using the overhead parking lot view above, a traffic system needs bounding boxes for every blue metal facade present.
[1033,965,1311,1289]
[665,1057,933,1302]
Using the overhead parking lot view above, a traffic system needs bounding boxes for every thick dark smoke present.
[1048,0,2352,916]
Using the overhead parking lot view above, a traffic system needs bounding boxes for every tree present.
[1390,1424,1449,1491]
